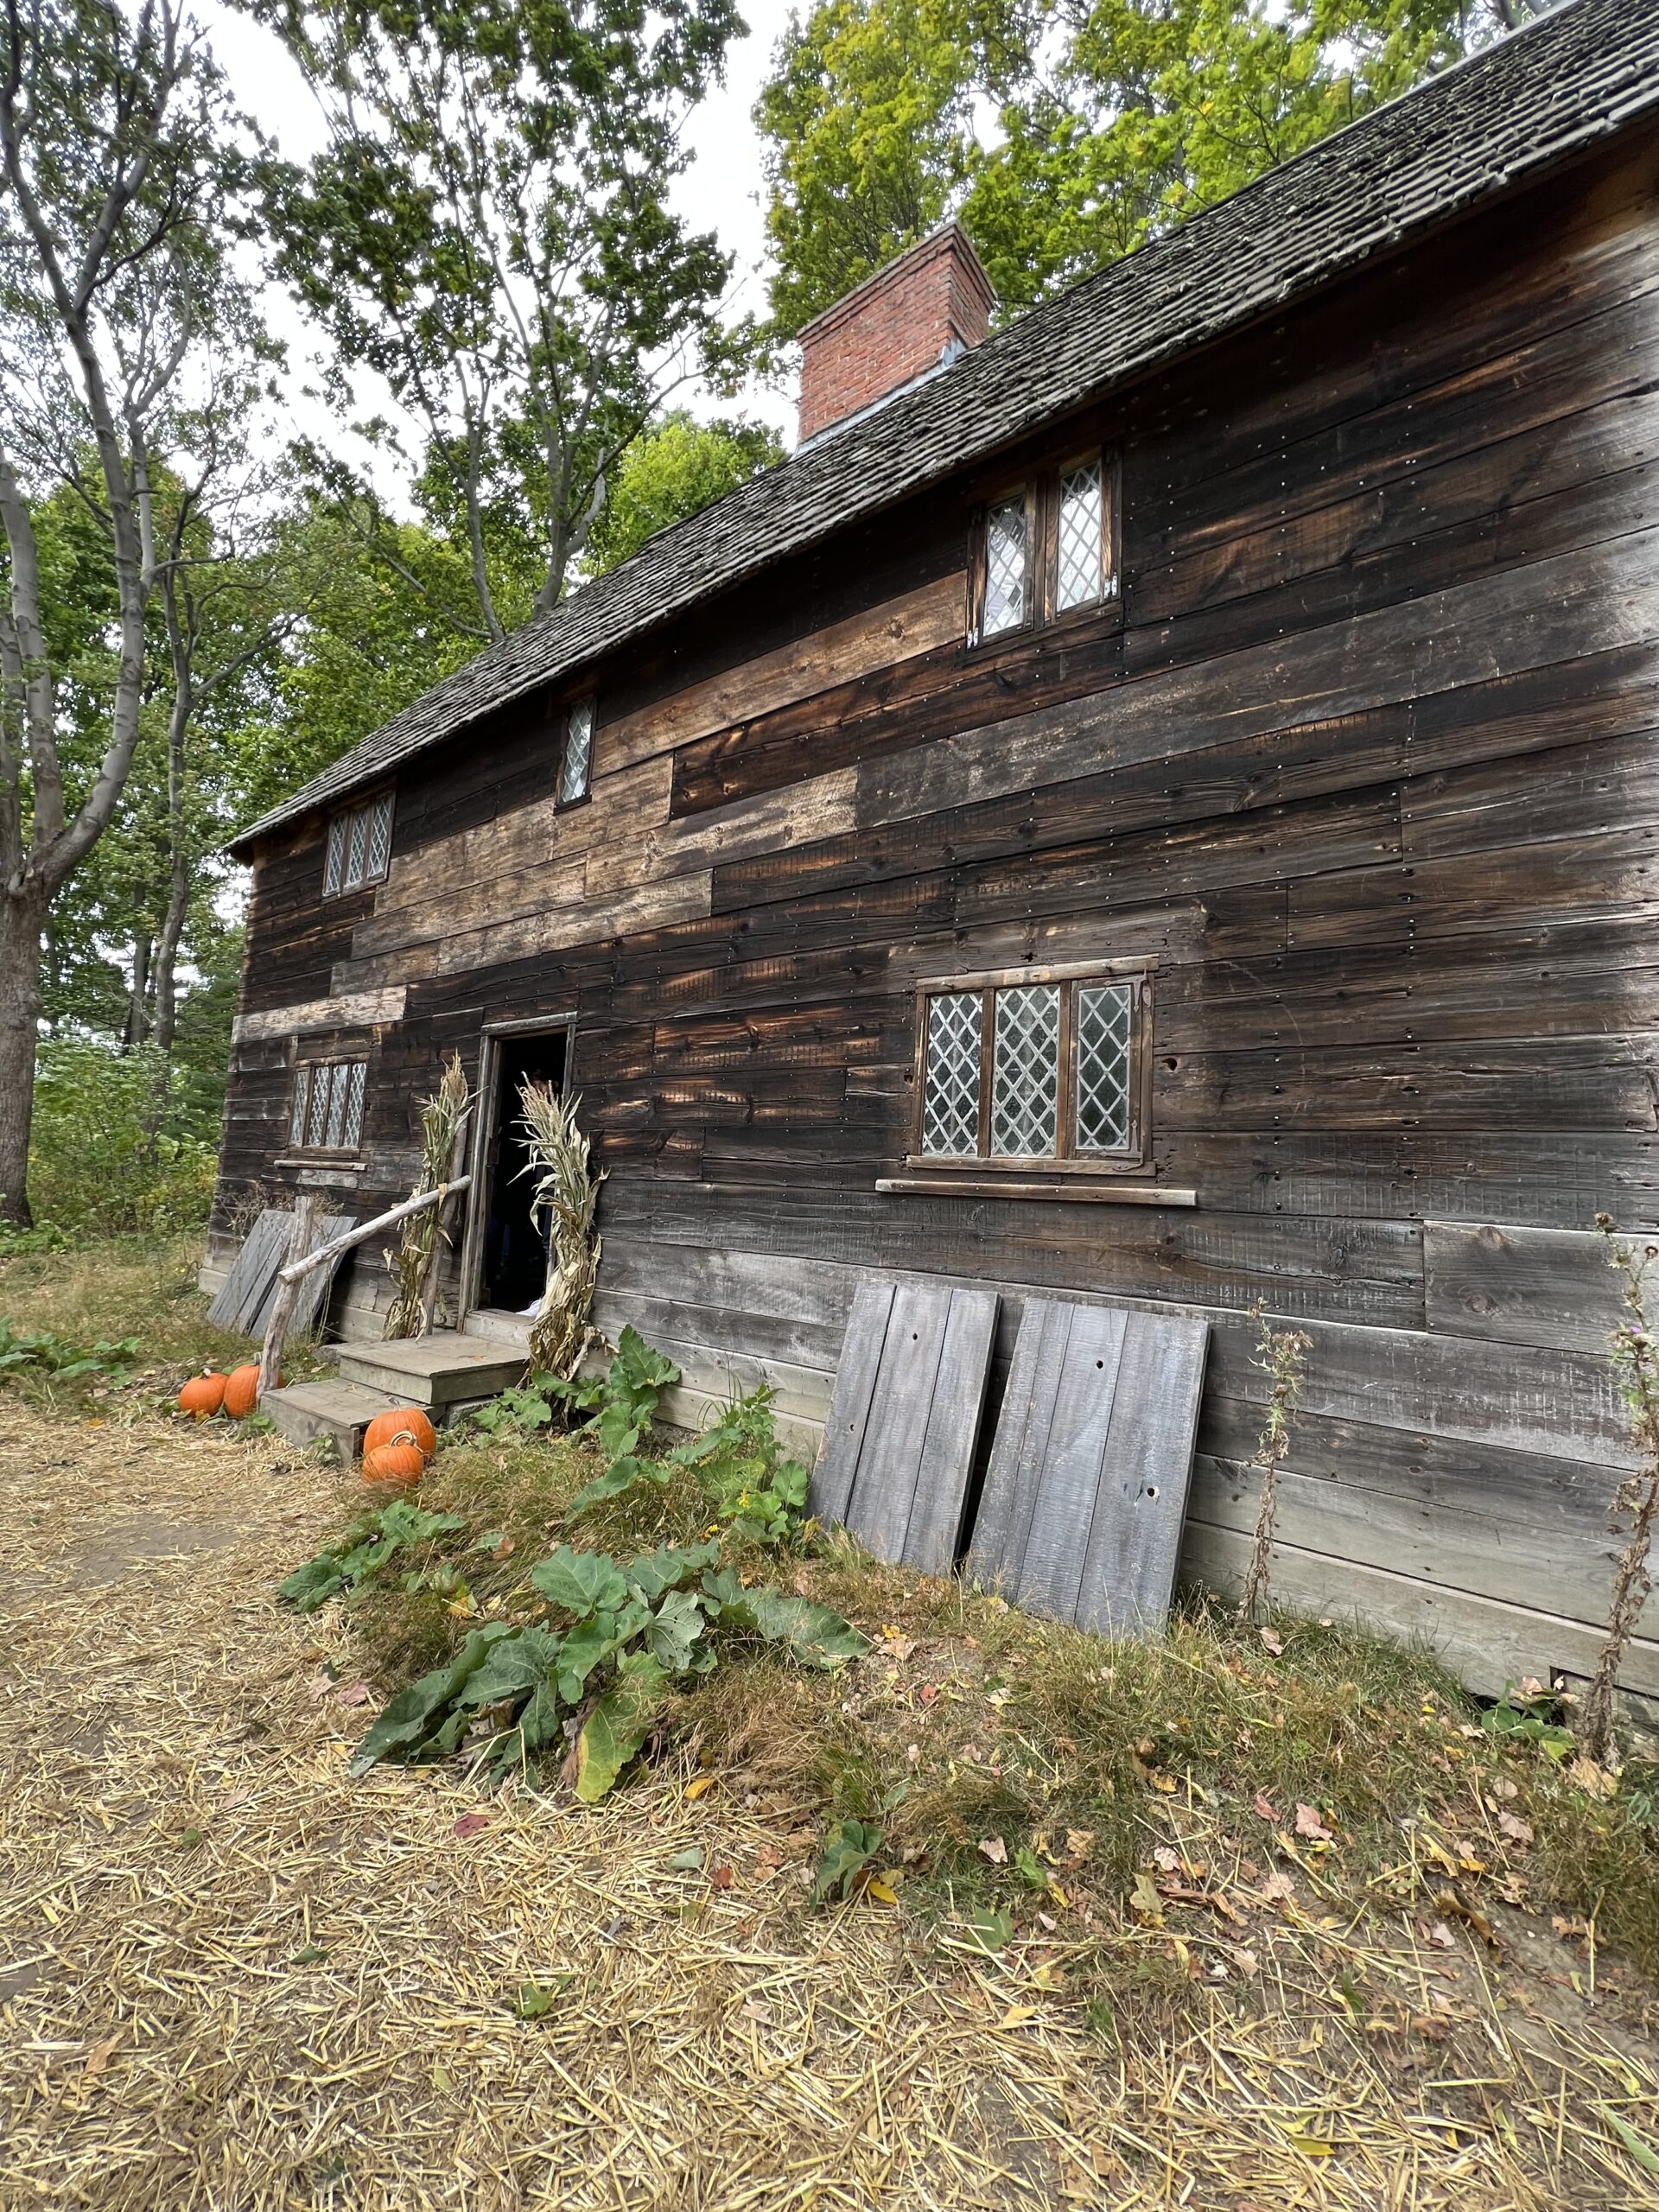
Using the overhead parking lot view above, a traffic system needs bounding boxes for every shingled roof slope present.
[232,0,1659,855]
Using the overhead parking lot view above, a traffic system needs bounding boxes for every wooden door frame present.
[457,1011,577,1325]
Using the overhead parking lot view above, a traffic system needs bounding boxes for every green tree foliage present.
[255,0,748,638]
[582,411,784,575]
[757,0,1558,331]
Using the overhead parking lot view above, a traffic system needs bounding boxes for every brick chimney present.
[797,223,995,445]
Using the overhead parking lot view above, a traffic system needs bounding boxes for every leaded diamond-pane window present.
[991,986,1060,1155]
[1076,984,1133,1152]
[1056,459,1104,611]
[324,792,394,893]
[559,696,594,805]
[913,966,1147,1169]
[982,497,1027,636]
[292,1058,369,1154]
[921,993,982,1157]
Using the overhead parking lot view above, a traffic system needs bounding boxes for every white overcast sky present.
[193,0,804,456]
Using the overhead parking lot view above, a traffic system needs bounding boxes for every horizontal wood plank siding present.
[216,145,1659,1693]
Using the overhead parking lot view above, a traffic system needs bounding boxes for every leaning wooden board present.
[207,1210,356,1340]
[967,1298,1210,1636]
[810,1275,1000,1575]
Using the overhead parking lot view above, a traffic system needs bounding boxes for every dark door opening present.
[478,1027,569,1313]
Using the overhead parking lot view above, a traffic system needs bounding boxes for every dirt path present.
[3,1398,1659,2212]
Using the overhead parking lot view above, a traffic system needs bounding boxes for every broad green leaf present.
[575,1653,668,1802]
[811,1819,883,1905]
[623,1539,721,1603]
[646,1586,708,1675]
[556,1618,617,1704]
[963,1907,1014,1955]
[348,1624,512,1775]
[592,1405,644,1459]
[705,1575,869,1666]
[276,1556,347,1612]
[613,1325,681,1395]
[566,1455,655,1516]
[457,1626,563,1708]
[377,1500,465,1544]
[531,1545,628,1617]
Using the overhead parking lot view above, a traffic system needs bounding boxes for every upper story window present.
[289,1058,368,1155]
[556,696,595,806]
[913,960,1149,1173]
[973,450,1116,645]
[324,791,394,895]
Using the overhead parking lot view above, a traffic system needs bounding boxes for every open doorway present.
[467,1020,572,1318]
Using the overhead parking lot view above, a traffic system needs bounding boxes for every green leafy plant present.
[568,1367,811,1548]
[0,1319,139,1384]
[276,1499,468,1614]
[811,1818,884,1904]
[342,1536,868,1799]
[1481,1681,1576,1764]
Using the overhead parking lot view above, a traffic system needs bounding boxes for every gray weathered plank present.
[244,1212,356,1341]
[207,1211,291,1335]
[810,1275,998,1573]
[1424,1220,1627,1353]
[969,1298,1209,1636]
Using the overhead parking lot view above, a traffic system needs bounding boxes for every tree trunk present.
[0,885,48,1225]
[125,932,152,1049]
[152,853,189,1054]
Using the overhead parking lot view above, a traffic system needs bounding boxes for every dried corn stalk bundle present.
[384,1054,472,1338]
[518,1080,605,1379]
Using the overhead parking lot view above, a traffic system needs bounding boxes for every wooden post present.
[258,1193,318,1401]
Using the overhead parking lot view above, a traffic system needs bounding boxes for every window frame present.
[287,1055,371,1159]
[968,448,1119,647]
[554,693,597,810]
[907,957,1153,1176]
[322,789,395,898]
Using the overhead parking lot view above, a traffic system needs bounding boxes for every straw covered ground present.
[3,1255,1659,2208]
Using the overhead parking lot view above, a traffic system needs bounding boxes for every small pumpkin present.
[178,1372,226,1421]
[362,1440,426,1487]
[363,1406,437,1461]
[222,1363,262,1420]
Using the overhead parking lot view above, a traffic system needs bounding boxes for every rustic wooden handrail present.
[257,1176,474,1396]
[275,1176,473,1284]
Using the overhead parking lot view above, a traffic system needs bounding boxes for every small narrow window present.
[290,1058,368,1154]
[972,450,1116,644]
[982,496,1028,637]
[323,791,393,894]
[913,963,1148,1172]
[557,696,595,806]
[1056,458,1106,611]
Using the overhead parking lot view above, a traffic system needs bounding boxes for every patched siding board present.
[969,1298,1209,1635]
[811,1276,998,1573]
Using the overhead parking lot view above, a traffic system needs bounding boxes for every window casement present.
[970,450,1117,645]
[323,790,394,895]
[911,961,1151,1174]
[556,695,595,807]
[289,1058,369,1156]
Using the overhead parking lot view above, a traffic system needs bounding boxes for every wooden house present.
[215,0,1659,1706]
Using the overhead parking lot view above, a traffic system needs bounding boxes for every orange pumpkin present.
[362,1440,426,1487]
[363,1406,437,1460]
[178,1372,226,1420]
[222,1363,262,1419]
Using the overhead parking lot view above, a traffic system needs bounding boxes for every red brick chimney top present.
[797,223,995,446]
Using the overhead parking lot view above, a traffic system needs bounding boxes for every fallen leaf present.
[1064,1828,1094,1860]
[1047,1880,1070,1908]
[997,2005,1038,2030]
[684,1776,716,1802]
[977,1835,1007,1866]
[1128,1870,1163,1921]
[1260,1870,1296,1903]
[81,2036,118,2082]
[1424,1920,1457,1950]
[1259,1627,1285,1656]
[1251,1790,1281,1822]
[709,1863,734,1891]
[741,1998,772,2024]
[918,1683,939,1705]
[1569,1756,1617,1799]
[1037,1910,1058,1932]
[1233,1947,1260,1979]
[332,1680,372,1707]
[1294,1803,1334,1842]
[1149,1772,1177,1795]
[1154,1846,1181,1872]
[867,1876,899,1905]
[453,1812,490,1840]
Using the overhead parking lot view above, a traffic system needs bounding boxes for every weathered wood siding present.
[214,143,1659,1699]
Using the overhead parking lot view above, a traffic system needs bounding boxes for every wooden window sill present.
[876,1176,1195,1207]
[274,1156,366,1173]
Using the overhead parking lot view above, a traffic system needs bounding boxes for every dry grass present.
[4,1241,1659,2208]
[0,1399,1657,2209]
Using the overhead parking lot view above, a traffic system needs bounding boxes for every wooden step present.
[331,1331,528,1408]
[263,1378,403,1462]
